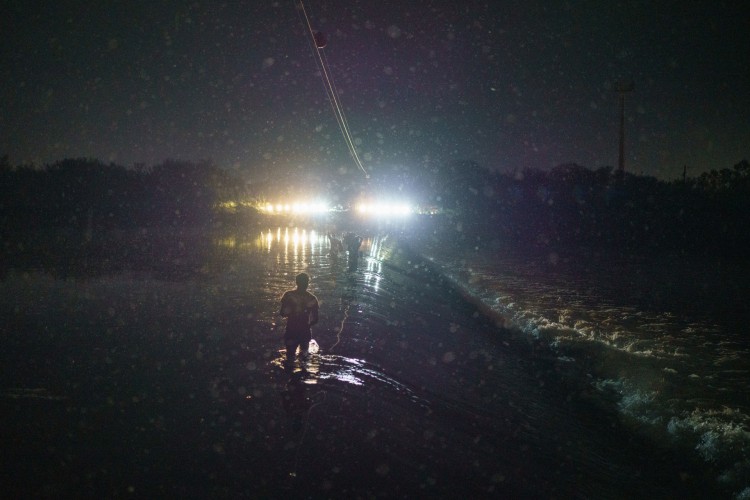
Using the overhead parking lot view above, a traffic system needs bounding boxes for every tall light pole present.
[616,81,634,173]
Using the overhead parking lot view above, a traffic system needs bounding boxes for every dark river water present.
[0,220,744,498]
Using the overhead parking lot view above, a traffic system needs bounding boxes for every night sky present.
[2,1,748,180]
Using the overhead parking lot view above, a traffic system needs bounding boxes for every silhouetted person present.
[279,272,319,367]
[343,232,362,271]
[327,232,344,258]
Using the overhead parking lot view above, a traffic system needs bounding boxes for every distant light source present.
[355,201,413,217]
[259,199,332,215]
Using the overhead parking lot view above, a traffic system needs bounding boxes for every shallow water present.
[0,223,737,497]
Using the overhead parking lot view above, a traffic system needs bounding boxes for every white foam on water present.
[308,339,320,354]
[420,246,750,496]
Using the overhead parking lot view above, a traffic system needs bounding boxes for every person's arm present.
[279,292,290,317]
[309,298,319,327]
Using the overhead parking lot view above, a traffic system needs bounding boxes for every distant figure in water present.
[343,232,362,271]
[279,272,319,368]
[327,232,344,257]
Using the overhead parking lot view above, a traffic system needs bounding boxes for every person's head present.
[295,272,310,290]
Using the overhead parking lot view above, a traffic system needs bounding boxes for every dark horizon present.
[2,151,749,183]
[3,156,750,272]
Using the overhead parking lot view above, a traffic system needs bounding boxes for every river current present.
[1,220,747,498]
[408,220,750,498]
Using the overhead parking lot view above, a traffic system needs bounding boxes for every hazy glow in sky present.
[2,1,748,179]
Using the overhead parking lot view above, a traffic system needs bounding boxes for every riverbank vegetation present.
[2,156,748,262]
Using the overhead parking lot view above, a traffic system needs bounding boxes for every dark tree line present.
[427,159,750,259]
[2,155,749,260]
[0,157,245,234]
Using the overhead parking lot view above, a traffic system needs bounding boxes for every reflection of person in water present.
[282,372,311,433]
[343,232,362,271]
[279,272,319,367]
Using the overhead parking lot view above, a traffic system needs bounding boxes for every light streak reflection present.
[364,236,384,291]
[257,227,325,264]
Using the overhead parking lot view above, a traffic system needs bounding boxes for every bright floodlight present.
[355,201,413,217]
[311,202,327,213]
[259,199,331,215]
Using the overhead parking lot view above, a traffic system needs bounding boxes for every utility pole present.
[616,81,634,173]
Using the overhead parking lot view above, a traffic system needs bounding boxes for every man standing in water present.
[279,272,319,368]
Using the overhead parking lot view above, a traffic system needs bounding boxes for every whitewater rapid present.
[415,240,750,498]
